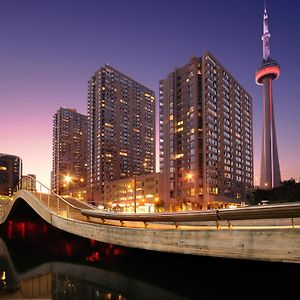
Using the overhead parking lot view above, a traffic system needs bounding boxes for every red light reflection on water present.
[7,221,13,240]
[85,241,125,263]
[85,245,124,263]
[21,222,25,239]
[90,239,97,247]
[64,242,73,257]
[86,251,101,262]
[42,223,48,235]
[6,220,38,240]
[114,248,122,256]
[2,220,125,261]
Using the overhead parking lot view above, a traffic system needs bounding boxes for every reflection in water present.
[0,212,300,299]
[0,236,185,300]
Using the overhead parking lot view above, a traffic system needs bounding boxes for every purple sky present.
[1,0,300,188]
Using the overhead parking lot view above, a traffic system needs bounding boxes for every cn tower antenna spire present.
[262,0,271,60]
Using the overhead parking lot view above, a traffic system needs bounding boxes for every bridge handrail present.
[218,202,300,220]
[13,175,84,218]
[81,201,300,225]
[16,176,80,208]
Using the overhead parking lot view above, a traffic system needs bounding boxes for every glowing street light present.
[186,173,193,181]
[64,174,72,184]
[64,174,72,196]
[133,175,137,213]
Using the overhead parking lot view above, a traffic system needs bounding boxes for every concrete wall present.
[52,215,300,264]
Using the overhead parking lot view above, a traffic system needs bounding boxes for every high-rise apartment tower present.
[87,65,155,204]
[51,107,88,197]
[255,3,281,189]
[160,52,253,210]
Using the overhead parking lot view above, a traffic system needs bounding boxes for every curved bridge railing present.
[0,175,95,223]
[81,202,300,228]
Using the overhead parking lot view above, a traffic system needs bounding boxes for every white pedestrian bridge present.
[1,177,300,264]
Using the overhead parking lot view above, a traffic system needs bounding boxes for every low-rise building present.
[21,174,36,191]
[104,173,163,213]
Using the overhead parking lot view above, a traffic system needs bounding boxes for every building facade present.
[159,52,253,210]
[87,65,155,204]
[0,153,22,198]
[21,174,36,191]
[51,107,88,199]
[103,173,162,213]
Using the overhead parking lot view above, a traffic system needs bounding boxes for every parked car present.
[258,200,269,206]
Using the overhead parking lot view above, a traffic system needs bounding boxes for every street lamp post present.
[186,172,194,210]
[133,175,137,213]
[64,174,72,196]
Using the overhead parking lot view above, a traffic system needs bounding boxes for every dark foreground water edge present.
[0,210,299,299]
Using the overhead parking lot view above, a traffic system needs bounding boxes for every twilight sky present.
[1,0,300,188]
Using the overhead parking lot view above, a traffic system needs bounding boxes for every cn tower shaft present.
[260,76,281,188]
[255,4,281,189]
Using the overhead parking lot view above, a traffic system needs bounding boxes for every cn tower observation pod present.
[255,59,280,85]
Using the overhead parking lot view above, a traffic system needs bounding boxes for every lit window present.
[175,153,184,159]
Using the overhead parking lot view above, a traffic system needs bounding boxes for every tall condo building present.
[159,52,253,210]
[87,65,155,204]
[51,107,88,198]
[255,4,281,189]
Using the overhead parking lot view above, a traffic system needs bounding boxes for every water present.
[0,211,299,299]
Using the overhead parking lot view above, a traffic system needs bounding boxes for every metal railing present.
[81,202,300,229]
[12,175,93,220]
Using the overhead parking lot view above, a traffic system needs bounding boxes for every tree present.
[252,179,300,204]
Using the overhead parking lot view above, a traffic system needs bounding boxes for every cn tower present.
[255,2,281,189]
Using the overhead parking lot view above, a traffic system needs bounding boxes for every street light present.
[126,183,132,212]
[64,174,72,183]
[64,174,72,196]
[186,172,193,181]
[133,175,137,213]
[185,172,195,210]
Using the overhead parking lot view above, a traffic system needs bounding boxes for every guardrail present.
[81,202,300,228]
